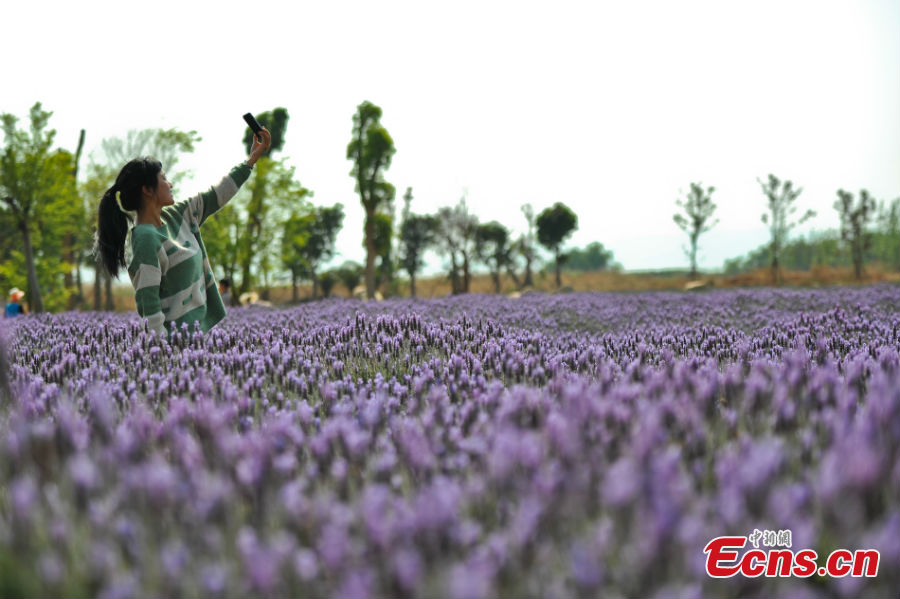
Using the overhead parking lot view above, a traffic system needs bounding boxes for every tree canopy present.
[673,182,717,278]
[398,188,438,298]
[758,174,815,284]
[347,101,396,299]
[536,202,578,288]
[1,102,83,312]
[834,189,876,281]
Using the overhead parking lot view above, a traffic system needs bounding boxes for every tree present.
[205,157,309,301]
[191,108,304,300]
[79,165,115,310]
[371,210,395,292]
[198,193,243,302]
[434,196,479,294]
[318,270,338,298]
[282,204,344,300]
[455,194,479,293]
[281,211,313,302]
[347,101,396,299]
[236,108,291,297]
[0,205,15,283]
[30,149,84,310]
[722,229,852,275]
[758,174,815,285]
[0,147,81,313]
[503,237,524,289]
[305,204,344,298]
[475,221,511,293]
[673,182,718,278]
[398,188,437,298]
[875,198,900,273]
[435,205,463,294]
[565,241,616,271]
[1,103,61,313]
[63,129,86,304]
[335,261,363,296]
[834,189,877,281]
[536,202,578,288]
[520,203,536,287]
[97,128,201,188]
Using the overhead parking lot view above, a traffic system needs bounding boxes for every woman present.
[95,127,271,336]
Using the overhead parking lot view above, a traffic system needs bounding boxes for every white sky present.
[3,0,898,273]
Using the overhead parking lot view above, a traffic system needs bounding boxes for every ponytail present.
[94,156,162,279]
[96,185,130,278]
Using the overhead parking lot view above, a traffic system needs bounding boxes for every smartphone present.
[243,113,263,141]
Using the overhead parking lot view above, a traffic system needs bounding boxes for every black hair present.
[220,277,232,289]
[95,157,162,278]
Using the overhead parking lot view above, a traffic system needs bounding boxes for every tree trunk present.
[94,261,102,310]
[64,130,86,294]
[224,269,236,306]
[260,269,270,301]
[239,247,253,298]
[506,264,521,290]
[239,193,265,297]
[491,269,501,294]
[20,222,44,313]
[462,253,471,293]
[104,272,114,311]
[449,251,461,295]
[555,249,562,289]
[364,205,377,299]
[63,233,75,289]
[524,251,533,288]
[689,236,698,279]
[291,271,298,303]
[75,263,84,307]
[312,270,319,300]
[410,273,417,298]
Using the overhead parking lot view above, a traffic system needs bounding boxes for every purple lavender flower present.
[0,286,897,597]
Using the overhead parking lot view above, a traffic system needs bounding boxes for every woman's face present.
[154,171,174,206]
[143,171,174,208]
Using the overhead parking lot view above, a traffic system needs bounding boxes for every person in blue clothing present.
[4,288,27,318]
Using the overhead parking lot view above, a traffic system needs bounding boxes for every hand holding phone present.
[244,113,271,166]
[243,112,263,142]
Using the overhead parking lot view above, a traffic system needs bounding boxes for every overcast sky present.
[3,0,898,273]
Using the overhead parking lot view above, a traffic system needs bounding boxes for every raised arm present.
[184,127,273,226]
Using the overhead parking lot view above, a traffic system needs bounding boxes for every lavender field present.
[1,286,898,598]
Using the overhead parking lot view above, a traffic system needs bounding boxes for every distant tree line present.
[673,175,898,284]
[723,197,899,275]
[563,242,619,272]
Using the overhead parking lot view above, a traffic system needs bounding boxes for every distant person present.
[219,277,232,307]
[95,126,272,336]
[4,288,27,318]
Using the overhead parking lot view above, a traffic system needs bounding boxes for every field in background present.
[95,265,900,312]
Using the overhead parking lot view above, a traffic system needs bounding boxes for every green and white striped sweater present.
[128,163,251,336]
